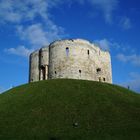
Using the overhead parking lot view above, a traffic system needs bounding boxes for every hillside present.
[0,79,140,140]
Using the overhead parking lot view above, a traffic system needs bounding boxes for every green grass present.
[0,79,140,140]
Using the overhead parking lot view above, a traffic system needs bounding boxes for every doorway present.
[41,66,46,80]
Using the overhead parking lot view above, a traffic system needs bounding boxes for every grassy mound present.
[0,79,140,140]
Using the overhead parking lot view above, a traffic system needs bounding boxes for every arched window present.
[66,47,69,56]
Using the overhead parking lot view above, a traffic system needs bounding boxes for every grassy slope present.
[0,79,140,140]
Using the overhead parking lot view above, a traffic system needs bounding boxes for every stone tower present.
[29,39,112,83]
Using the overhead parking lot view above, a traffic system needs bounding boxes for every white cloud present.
[0,0,118,24]
[17,23,64,49]
[17,24,49,48]
[0,0,49,23]
[1,0,65,56]
[120,17,132,30]
[4,46,34,57]
[116,53,140,66]
[0,0,65,43]
[0,0,131,58]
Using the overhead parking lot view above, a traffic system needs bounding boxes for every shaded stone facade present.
[29,39,112,83]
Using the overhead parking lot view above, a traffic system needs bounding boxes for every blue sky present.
[0,0,140,93]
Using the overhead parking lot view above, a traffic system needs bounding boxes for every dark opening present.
[97,68,101,73]
[87,50,89,55]
[66,47,69,56]
[73,122,78,128]
[103,78,106,81]
[55,71,57,74]
[41,66,46,80]
[79,70,81,73]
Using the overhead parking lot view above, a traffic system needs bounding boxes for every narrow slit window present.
[66,47,69,56]
[55,71,57,74]
[79,70,81,73]
[103,78,106,82]
[87,50,89,55]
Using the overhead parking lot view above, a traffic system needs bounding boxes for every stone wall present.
[29,50,39,82]
[29,39,112,83]
[39,46,49,80]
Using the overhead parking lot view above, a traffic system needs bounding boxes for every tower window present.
[66,47,69,56]
[87,50,89,55]
[79,70,81,73]
[103,78,106,81]
[55,71,57,74]
[97,68,101,73]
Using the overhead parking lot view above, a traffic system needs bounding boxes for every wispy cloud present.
[87,0,118,23]
[116,53,140,67]
[94,38,125,51]
[17,23,64,49]
[17,24,49,48]
[95,39,110,51]
[119,17,132,30]
[95,38,137,55]
[0,0,132,58]
[0,0,49,23]
[1,0,65,57]
[4,46,33,57]
[68,0,118,23]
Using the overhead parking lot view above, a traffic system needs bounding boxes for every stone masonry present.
[29,39,112,83]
